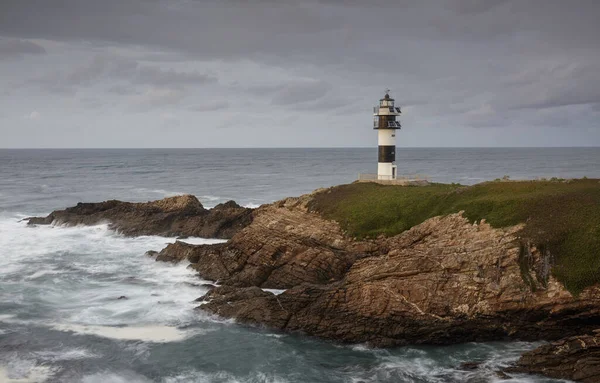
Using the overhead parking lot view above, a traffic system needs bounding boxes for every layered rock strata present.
[27,190,600,382]
[140,193,600,350]
[27,195,253,239]
[154,195,379,288]
[506,331,600,382]
[196,211,600,347]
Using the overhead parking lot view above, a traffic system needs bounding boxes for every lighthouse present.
[373,91,401,180]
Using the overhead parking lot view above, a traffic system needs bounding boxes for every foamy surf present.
[51,324,189,343]
[0,362,57,383]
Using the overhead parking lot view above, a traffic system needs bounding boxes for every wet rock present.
[506,331,600,382]
[117,296,128,300]
[26,195,253,239]
[459,361,481,370]
[495,371,512,380]
[145,250,158,257]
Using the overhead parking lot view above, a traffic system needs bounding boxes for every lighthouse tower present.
[373,91,401,180]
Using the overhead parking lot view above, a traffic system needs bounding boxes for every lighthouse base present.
[377,163,397,180]
[357,173,430,186]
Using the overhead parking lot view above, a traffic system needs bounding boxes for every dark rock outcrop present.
[506,330,600,382]
[27,195,253,239]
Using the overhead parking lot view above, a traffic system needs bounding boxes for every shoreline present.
[25,179,600,382]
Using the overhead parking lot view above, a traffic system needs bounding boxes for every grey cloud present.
[444,0,510,15]
[263,80,331,106]
[500,62,600,111]
[1,0,600,148]
[130,88,186,110]
[135,66,216,87]
[107,84,136,96]
[190,101,230,112]
[65,54,216,88]
[0,38,46,58]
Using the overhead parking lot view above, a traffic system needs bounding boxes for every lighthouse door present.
[392,167,396,179]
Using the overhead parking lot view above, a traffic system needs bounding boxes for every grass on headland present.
[308,179,600,295]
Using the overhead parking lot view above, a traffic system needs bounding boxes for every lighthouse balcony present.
[373,121,401,129]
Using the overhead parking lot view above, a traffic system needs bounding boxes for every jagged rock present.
[154,196,380,289]
[506,330,600,382]
[194,211,600,347]
[26,195,253,239]
[117,296,128,300]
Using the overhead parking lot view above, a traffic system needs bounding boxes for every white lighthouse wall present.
[377,129,396,146]
[377,163,395,179]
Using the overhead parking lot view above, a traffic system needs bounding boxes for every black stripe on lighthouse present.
[378,146,396,163]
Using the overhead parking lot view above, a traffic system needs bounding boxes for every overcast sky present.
[1,0,599,148]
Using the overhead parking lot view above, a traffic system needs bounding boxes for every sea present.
[1,147,599,383]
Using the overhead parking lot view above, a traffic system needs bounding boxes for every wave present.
[0,356,59,383]
[34,348,100,361]
[51,324,189,343]
[132,188,185,198]
[0,214,227,336]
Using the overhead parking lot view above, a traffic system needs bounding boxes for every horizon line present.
[1,146,600,150]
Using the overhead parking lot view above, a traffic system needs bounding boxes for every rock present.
[117,296,128,300]
[145,250,158,257]
[194,210,600,347]
[506,331,600,382]
[154,197,379,289]
[495,371,512,380]
[459,361,481,370]
[26,195,253,239]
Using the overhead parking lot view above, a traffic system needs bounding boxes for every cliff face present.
[27,195,253,239]
[155,195,379,288]
[195,205,599,347]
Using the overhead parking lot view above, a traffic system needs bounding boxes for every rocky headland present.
[27,194,253,238]
[28,179,600,382]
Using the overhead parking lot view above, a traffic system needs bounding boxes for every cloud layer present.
[0,0,599,147]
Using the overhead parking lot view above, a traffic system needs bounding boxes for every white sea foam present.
[162,370,290,383]
[24,268,64,281]
[80,371,153,383]
[132,188,185,198]
[34,348,100,361]
[177,237,226,245]
[0,213,228,345]
[347,342,553,383]
[51,324,188,342]
[0,358,58,383]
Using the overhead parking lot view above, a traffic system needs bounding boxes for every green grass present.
[308,179,600,294]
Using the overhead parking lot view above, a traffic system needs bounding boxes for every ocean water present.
[1,147,598,383]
